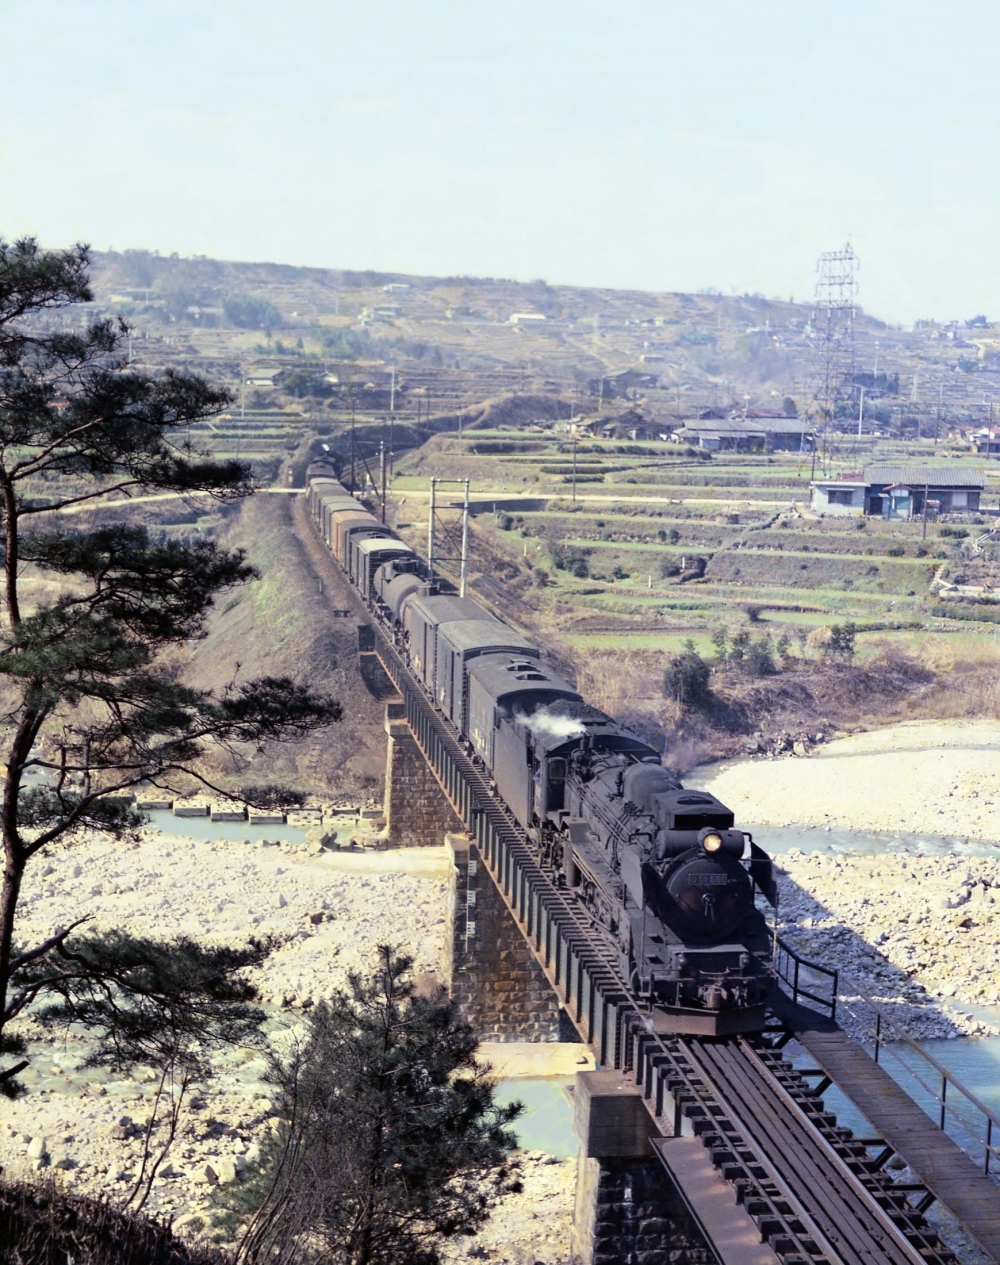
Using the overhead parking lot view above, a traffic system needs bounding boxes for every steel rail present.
[692,1039,938,1265]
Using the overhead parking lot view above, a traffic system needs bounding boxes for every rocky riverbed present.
[698,718,1000,841]
[775,850,1000,1037]
[0,825,453,1239]
[7,718,1000,1257]
[696,719,1000,1038]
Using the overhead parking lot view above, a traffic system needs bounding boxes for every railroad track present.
[678,1037,951,1265]
[369,619,957,1265]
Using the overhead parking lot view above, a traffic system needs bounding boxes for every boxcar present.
[434,618,539,731]
[400,594,488,693]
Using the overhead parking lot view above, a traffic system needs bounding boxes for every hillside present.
[78,249,1000,440]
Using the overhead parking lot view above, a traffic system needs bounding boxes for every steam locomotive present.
[307,468,778,1035]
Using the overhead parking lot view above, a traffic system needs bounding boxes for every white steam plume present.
[516,708,586,741]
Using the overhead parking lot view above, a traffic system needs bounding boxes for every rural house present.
[864,465,986,518]
[672,414,815,453]
[810,465,986,518]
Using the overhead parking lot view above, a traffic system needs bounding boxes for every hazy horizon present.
[2,0,1000,327]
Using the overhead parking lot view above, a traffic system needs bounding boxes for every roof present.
[404,595,486,630]
[677,417,813,436]
[355,535,409,557]
[438,618,537,658]
[466,654,580,708]
[863,465,986,489]
[319,496,360,512]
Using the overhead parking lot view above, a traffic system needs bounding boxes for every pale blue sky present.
[1,0,997,323]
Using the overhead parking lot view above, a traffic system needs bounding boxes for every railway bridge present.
[302,500,1000,1265]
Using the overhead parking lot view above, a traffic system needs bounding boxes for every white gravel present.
[2,826,454,1231]
[774,850,1000,1038]
[695,719,1000,1037]
[697,719,1000,840]
[18,828,452,1008]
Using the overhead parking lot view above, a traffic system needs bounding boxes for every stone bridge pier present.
[383,701,566,1040]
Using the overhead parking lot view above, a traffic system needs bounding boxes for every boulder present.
[26,1137,47,1160]
[172,1212,209,1234]
[214,1157,238,1185]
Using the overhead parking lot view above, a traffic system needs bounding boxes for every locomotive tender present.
[307,469,778,1035]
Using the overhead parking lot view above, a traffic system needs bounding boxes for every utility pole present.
[572,435,578,503]
[922,482,929,540]
[426,476,471,596]
[427,477,436,588]
[460,480,470,598]
[936,384,943,447]
[379,441,386,523]
[350,391,356,494]
[857,386,865,439]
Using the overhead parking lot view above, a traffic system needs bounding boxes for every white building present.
[809,476,867,516]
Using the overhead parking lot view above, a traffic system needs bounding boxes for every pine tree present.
[0,238,340,1090]
[236,947,523,1265]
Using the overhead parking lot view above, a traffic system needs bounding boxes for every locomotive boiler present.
[306,469,778,1036]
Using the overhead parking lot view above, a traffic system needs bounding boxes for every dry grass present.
[569,639,1000,762]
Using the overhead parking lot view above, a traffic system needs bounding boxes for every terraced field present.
[385,427,1000,667]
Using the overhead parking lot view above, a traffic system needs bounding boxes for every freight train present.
[307,467,778,1035]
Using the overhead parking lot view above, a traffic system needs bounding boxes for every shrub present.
[940,526,969,539]
[826,622,857,659]
[745,635,777,676]
[886,545,904,557]
[663,641,713,711]
[235,948,521,1265]
[0,1178,216,1265]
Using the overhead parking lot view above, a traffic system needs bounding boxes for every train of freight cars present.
[307,468,779,1036]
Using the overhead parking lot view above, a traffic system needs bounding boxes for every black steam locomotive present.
[307,469,778,1035]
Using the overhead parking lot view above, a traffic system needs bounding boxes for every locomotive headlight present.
[701,831,723,853]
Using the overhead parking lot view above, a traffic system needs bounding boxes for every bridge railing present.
[772,933,839,1018]
[772,936,1000,1178]
[834,977,1000,1179]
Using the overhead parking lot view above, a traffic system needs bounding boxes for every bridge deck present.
[773,995,1000,1263]
[654,1137,781,1265]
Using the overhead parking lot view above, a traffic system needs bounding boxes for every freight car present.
[306,474,777,1034]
